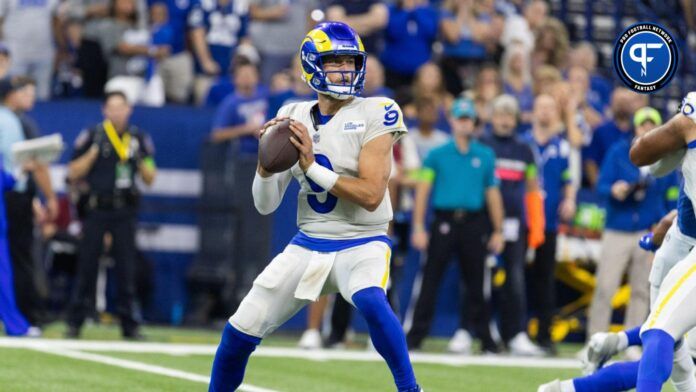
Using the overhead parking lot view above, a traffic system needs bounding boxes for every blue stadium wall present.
[31,100,462,336]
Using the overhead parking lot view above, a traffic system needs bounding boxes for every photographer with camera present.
[65,91,156,339]
[586,107,679,344]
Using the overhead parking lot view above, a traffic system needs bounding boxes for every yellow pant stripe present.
[380,249,391,289]
[648,263,696,328]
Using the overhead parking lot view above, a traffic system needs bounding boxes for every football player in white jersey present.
[629,93,696,392]
[539,95,696,392]
[208,22,423,392]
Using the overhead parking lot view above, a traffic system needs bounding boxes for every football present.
[258,119,299,173]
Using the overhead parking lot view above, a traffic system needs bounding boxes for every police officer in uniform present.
[65,91,156,339]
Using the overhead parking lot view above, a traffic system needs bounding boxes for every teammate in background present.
[538,94,696,392]
[628,93,696,392]
[209,22,422,392]
[537,210,696,392]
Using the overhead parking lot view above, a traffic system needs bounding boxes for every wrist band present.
[306,162,339,191]
[142,157,156,171]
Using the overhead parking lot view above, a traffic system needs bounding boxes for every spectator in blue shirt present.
[380,0,442,94]
[587,107,678,339]
[522,94,577,353]
[501,43,534,125]
[188,0,249,104]
[247,0,318,84]
[584,88,643,187]
[148,2,176,95]
[266,58,315,119]
[362,56,394,98]
[403,62,453,134]
[409,97,450,160]
[100,0,175,106]
[467,64,502,134]
[92,0,154,91]
[150,3,176,55]
[566,65,604,130]
[325,0,388,54]
[569,42,613,115]
[211,61,267,154]
[205,65,235,107]
[440,0,504,95]
[150,0,198,102]
[206,54,263,107]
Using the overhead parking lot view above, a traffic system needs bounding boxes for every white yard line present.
[32,346,212,383]
[0,338,217,355]
[0,338,581,369]
[257,347,581,369]
[1,339,277,392]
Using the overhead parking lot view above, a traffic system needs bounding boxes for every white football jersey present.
[277,97,407,239]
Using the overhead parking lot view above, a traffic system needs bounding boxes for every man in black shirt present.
[481,94,546,356]
[2,76,57,329]
[66,91,156,339]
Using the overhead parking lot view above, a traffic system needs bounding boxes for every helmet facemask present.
[303,52,366,100]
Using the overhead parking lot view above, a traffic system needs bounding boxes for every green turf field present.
[0,323,675,391]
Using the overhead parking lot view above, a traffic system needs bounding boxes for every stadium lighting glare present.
[311,9,325,22]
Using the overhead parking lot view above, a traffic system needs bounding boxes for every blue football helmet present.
[300,21,366,100]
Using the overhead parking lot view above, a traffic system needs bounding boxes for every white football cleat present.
[447,329,472,354]
[298,329,322,350]
[537,379,562,392]
[508,332,544,357]
[366,338,376,352]
[582,332,621,375]
[28,326,42,337]
[22,326,42,338]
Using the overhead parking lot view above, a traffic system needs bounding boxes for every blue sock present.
[352,287,418,392]
[624,326,642,347]
[637,329,674,392]
[209,323,261,392]
[573,361,639,392]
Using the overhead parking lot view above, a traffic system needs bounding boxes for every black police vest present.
[85,124,143,199]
